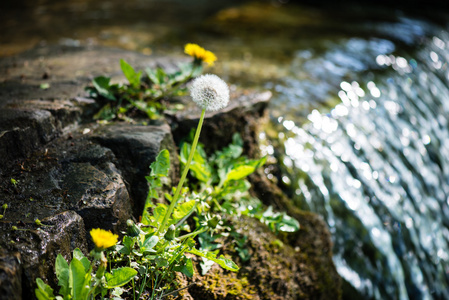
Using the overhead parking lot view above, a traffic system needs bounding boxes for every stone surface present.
[0,130,133,232]
[0,127,135,297]
[0,45,178,106]
[0,211,87,300]
[92,122,179,216]
[0,101,83,170]
[0,249,22,300]
[0,45,178,168]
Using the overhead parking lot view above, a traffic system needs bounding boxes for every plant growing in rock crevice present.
[86,44,217,121]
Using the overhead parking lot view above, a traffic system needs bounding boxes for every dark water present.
[2,1,449,299]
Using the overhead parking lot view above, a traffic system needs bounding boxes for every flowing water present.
[2,1,449,299]
[268,13,449,300]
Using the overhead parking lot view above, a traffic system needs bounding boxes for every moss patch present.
[176,211,340,300]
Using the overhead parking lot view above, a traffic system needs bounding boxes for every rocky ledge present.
[0,45,341,299]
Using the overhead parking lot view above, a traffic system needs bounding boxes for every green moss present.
[199,270,257,299]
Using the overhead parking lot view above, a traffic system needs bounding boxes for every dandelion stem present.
[177,227,207,241]
[212,198,223,211]
[158,109,206,234]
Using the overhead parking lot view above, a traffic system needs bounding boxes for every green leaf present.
[164,193,173,202]
[278,214,300,232]
[145,68,160,85]
[259,206,300,233]
[172,200,196,222]
[69,258,90,300]
[92,76,116,101]
[225,165,256,182]
[150,149,170,177]
[35,278,55,300]
[144,203,167,227]
[222,179,251,196]
[216,133,243,160]
[232,132,244,147]
[55,254,69,297]
[72,248,90,273]
[120,235,135,255]
[93,103,116,121]
[216,255,239,272]
[187,248,239,272]
[236,246,251,262]
[143,148,170,224]
[173,258,194,277]
[198,232,222,252]
[141,235,159,252]
[156,68,167,84]
[120,59,142,88]
[181,143,211,182]
[145,177,161,202]
[105,267,138,288]
[224,156,267,183]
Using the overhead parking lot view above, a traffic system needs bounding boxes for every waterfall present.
[269,19,449,300]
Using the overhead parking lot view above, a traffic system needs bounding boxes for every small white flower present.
[189,74,230,111]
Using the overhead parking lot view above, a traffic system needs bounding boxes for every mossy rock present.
[174,213,340,300]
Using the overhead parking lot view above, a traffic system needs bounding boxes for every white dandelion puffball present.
[189,74,230,111]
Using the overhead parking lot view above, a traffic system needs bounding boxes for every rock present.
[0,45,179,106]
[177,214,340,300]
[0,249,22,300]
[0,211,87,299]
[92,122,179,216]
[0,109,57,170]
[0,45,178,167]
[0,128,135,297]
[61,161,131,232]
[0,130,133,232]
[248,169,342,299]
[0,101,83,169]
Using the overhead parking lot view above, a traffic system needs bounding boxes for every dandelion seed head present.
[190,74,230,111]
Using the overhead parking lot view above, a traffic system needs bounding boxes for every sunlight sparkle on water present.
[338,90,351,106]
[283,156,293,168]
[282,119,296,130]
[430,51,439,62]
[367,81,381,98]
[376,54,387,65]
[433,36,445,49]
[362,101,371,110]
[332,104,349,117]
[396,56,408,68]
[340,81,352,91]
[346,123,357,138]
[384,100,401,115]
[330,162,339,172]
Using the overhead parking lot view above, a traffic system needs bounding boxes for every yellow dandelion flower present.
[90,228,118,250]
[184,43,217,66]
